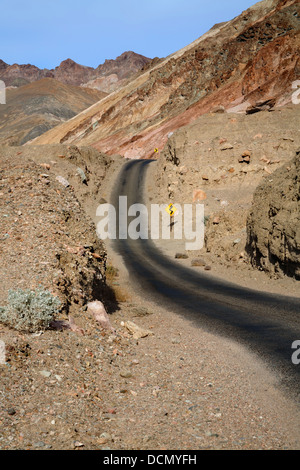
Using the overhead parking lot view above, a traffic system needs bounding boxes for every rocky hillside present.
[30,0,300,158]
[0,52,151,93]
[0,78,106,146]
[0,148,102,313]
[246,149,300,280]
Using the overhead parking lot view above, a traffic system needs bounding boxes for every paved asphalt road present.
[110,159,300,397]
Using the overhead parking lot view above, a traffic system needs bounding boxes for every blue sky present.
[1,0,258,68]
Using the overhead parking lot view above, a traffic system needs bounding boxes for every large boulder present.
[246,149,300,279]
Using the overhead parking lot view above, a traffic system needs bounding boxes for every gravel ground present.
[1,286,300,450]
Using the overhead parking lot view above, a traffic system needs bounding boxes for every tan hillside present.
[0,78,107,146]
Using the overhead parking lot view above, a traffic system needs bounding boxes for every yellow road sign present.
[165,203,177,217]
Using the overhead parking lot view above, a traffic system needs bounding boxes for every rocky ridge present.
[0,52,151,93]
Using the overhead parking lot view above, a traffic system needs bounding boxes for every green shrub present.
[0,288,61,333]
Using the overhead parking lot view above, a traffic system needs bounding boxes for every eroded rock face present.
[246,149,300,279]
[0,144,113,312]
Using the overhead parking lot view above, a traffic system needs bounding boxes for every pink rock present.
[87,301,114,332]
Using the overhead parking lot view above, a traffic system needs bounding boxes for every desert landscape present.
[0,0,299,452]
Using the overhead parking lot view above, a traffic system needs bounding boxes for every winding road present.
[111,159,300,396]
